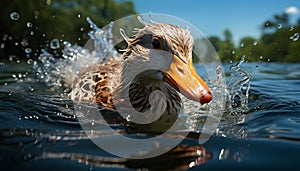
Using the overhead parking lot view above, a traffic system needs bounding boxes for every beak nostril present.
[176,67,184,75]
[200,90,213,105]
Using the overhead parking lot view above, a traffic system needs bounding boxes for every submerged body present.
[71,22,212,130]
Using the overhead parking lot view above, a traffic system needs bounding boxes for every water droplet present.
[277,24,282,29]
[26,22,33,27]
[15,42,19,46]
[9,55,14,61]
[253,41,258,46]
[259,56,263,60]
[231,50,235,54]
[21,39,29,47]
[30,31,35,35]
[46,0,51,5]
[29,87,34,92]
[2,34,8,41]
[80,27,84,31]
[0,43,5,49]
[10,12,20,20]
[290,26,295,31]
[42,33,46,37]
[267,58,270,62]
[289,33,299,42]
[34,10,39,16]
[77,14,81,18]
[27,59,33,64]
[50,39,60,49]
[25,48,32,54]
[240,42,244,47]
[63,41,71,47]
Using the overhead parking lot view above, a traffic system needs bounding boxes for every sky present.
[131,0,300,45]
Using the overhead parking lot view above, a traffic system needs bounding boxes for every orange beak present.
[163,55,212,104]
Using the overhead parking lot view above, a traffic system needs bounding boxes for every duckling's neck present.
[113,65,181,116]
[120,69,184,131]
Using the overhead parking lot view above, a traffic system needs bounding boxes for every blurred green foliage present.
[1,1,300,63]
[208,13,300,62]
[0,0,135,59]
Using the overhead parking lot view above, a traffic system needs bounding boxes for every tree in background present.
[261,12,289,33]
[1,2,300,63]
[257,12,300,62]
[207,29,235,62]
[0,0,136,59]
[236,37,260,61]
[209,12,300,62]
[287,19,300,62]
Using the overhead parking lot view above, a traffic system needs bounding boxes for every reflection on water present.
[0,128,211,170]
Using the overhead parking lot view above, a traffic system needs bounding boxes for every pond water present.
[1,17,300,171]
[1,59,300,170]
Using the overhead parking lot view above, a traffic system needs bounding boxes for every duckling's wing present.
[70,62,119,110]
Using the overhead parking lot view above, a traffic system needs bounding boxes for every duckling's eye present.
[152,37,162,49]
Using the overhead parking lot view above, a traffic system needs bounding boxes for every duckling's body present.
[70,22,212,130]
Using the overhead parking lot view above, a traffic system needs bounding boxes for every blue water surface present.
[0,61,300,171]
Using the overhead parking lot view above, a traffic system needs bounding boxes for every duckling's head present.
[120,23,212,105]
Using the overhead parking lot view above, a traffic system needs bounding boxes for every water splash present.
[206,58,250,117]
[191,59,250,114]
[86,17,117,62]
[33,18,117,92]
[183,58,250,132]
[226,57,250,114]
